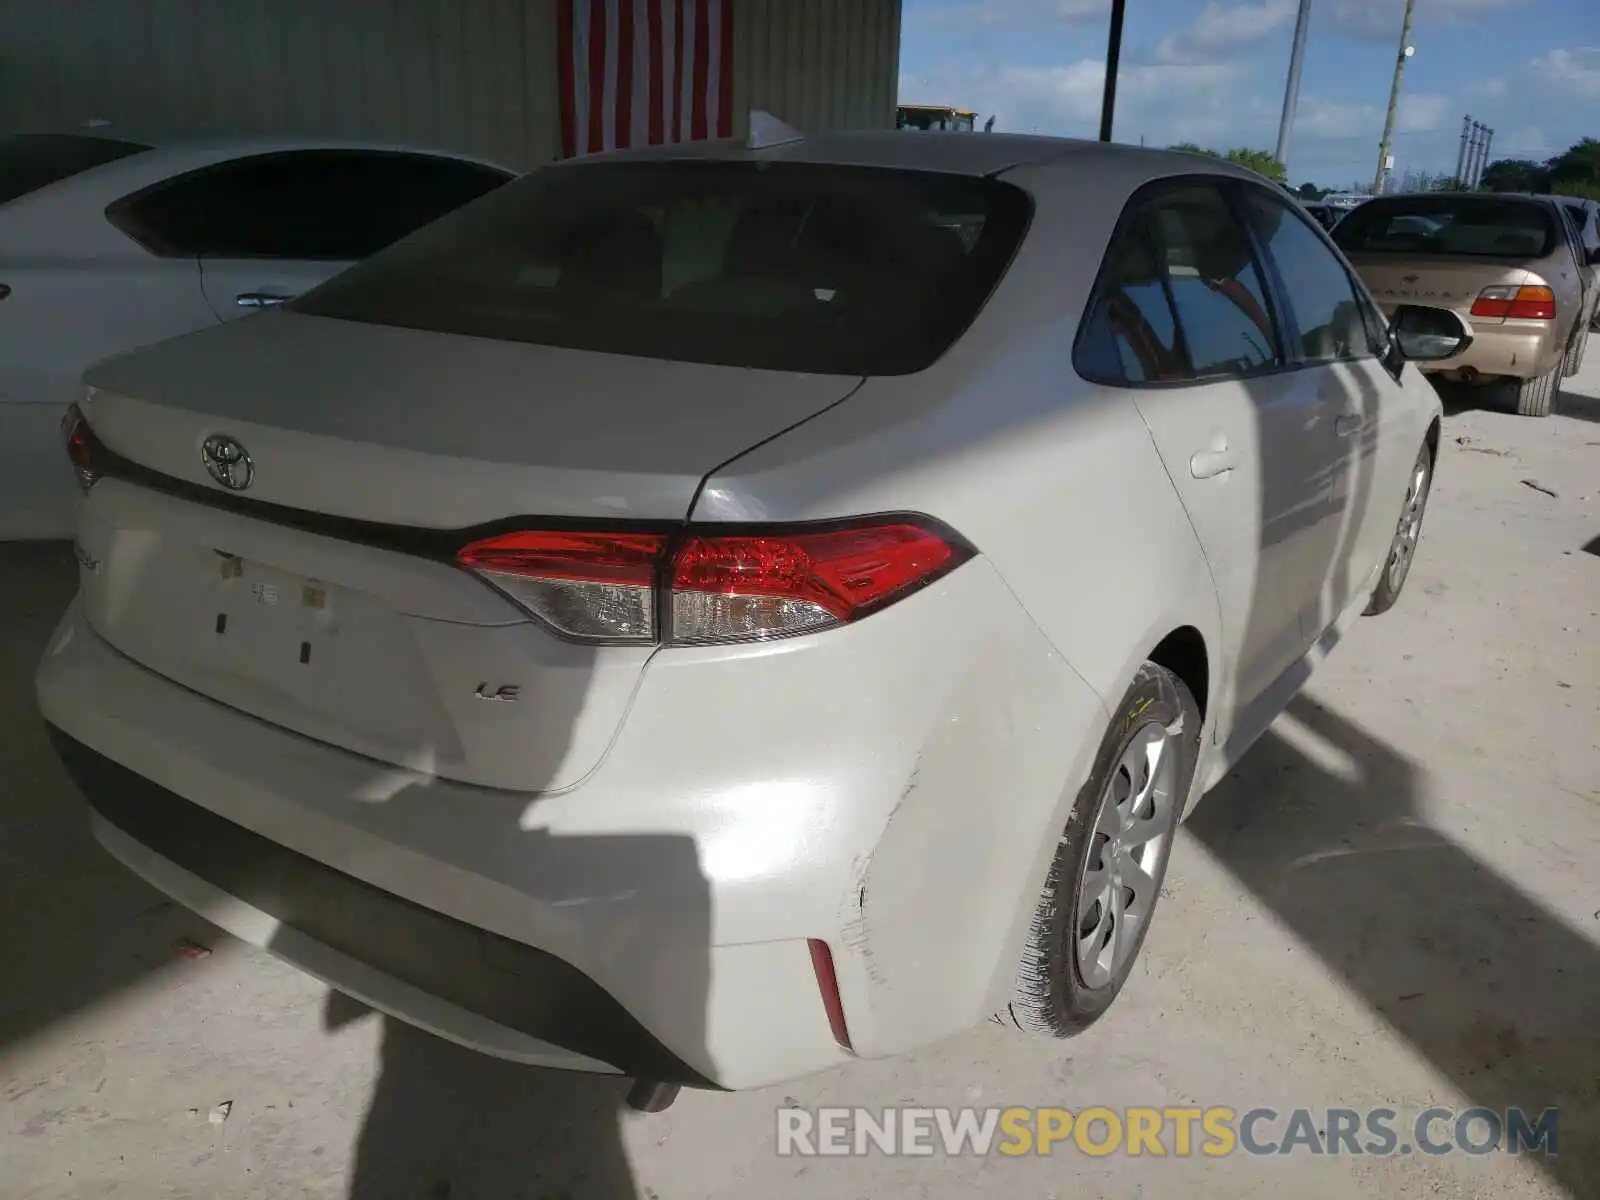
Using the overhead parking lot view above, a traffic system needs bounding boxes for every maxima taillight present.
[1470,285,1555,320]
[60,403,101,493]
[455,517,972,646]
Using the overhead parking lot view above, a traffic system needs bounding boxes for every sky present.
[897,0,1600,189]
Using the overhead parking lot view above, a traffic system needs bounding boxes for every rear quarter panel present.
[691,160,1225,1037]
[693,160,1223,721]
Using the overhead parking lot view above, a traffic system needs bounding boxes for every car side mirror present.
[1391,304,1474,363]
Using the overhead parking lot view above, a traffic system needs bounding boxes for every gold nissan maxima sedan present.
[1333,193,1599,416]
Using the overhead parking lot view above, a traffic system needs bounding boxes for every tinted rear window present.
[0,133,151,205]
[1332,197,1557,259]
[291,160,1031,375]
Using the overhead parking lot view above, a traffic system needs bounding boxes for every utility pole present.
[1099,0,1127,142]
[1372,0,1417,195]
[1454,114,1472,187]
[1477,126,1494,188]
[1274,0,1314,171]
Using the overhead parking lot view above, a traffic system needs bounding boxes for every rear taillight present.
[61,403,101,493]
[456,530,668,643]
[456,517,972,646]
[1470,285,1556,320]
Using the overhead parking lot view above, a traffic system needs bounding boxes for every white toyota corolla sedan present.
[38,130,1461,1109]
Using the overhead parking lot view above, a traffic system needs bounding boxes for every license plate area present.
[210,552,335,678]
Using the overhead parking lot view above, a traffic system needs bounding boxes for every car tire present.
[1514,366,1558,417]
[1364,442,1433,616]
[996,662,1200,1038]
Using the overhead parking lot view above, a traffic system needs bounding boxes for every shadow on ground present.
[324,993,643,1200]
[1187,694,1600,1195]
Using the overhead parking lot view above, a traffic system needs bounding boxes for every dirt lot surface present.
[3,346,1597,1199]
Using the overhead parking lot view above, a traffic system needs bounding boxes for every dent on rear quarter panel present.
[836,570,1107,1055]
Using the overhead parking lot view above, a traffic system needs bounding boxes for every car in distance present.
[39,132,1459,1107]
[1332,192,1599,416]
[0,132,516,540]
[1300,200,1341,232]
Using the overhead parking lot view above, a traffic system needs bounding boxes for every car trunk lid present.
[74,311,861,791]
[1346,254,1532,327]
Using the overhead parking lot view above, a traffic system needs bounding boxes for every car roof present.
[578,128,1273,183]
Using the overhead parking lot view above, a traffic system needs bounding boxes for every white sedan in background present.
[0,132,515,539]
[40,131,1463,1108]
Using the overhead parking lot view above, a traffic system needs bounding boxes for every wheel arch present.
[1148,624,1209,726]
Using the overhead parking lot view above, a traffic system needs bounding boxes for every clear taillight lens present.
[456,530,668,643]
[61,402,101,493]
[670,522,965,644]
[455,518,972,645]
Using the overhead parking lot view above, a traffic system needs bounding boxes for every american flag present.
[557,0,735,158]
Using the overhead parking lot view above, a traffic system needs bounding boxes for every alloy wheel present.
[1074,719,1181,990]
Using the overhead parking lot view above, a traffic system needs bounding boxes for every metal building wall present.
[0,0,565,169]
[0,0,901,168]
[732,0,901,135]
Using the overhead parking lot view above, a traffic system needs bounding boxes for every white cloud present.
[1531,48,1600,99]
[1294,90,1449,139]
[1397,91,1450,131]
[1155,0,1297,64]
[1329,0,1530,40]
[908,57,1274,146]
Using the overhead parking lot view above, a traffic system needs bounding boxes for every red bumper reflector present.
[807,937,853,1052]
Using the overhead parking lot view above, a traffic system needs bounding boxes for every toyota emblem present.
[201,434,254,491]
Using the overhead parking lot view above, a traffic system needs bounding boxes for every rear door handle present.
[236,291,293,309]
[1189,435,1237,480]
[1335,414,1363,437]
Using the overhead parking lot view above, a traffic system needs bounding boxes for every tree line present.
[1168,136,1600,201]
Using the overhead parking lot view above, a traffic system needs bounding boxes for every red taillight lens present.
[456,530,668,643]
[61,402,100,493]
[1470,285,1555,320]
[456,517,971,645]
[671,521,965,643]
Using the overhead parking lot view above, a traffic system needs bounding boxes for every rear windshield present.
[291,160,1031,375]
[1332,196,1557,259]
[0,133,151,205]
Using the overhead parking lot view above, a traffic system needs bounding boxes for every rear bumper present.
[52,727,712,1085]
[37,554,1104,1088]
[1411,319,1564,379]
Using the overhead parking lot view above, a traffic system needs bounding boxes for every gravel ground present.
[3,343,1597,1199]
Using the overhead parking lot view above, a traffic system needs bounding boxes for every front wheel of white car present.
[997,662,1200,1038]
[1364,442,1433,616]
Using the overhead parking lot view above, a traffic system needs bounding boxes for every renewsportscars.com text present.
[776,1105,1560,1159]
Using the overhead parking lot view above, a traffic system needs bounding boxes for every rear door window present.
[1076,182,1282,384]
[108,151,512,260]
[0,133,150,205]
[291,160,1032,376]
